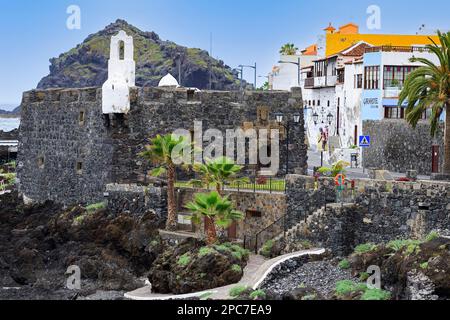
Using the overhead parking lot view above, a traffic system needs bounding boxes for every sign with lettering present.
[363,98,379,108]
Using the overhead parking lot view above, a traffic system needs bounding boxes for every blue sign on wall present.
[359,135,371,147]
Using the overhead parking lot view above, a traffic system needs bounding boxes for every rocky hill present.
[37,19,245,90]
[0,105,20,116]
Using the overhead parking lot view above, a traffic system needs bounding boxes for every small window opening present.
[119,41,125,60]
[76,162,83,174]
[246,209,262,218]
[187,89,195,101]
[38,156,45,169]
[79,111,85,125]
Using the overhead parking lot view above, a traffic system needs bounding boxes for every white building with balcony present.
[361,46,440,121]
[302,42,371,155]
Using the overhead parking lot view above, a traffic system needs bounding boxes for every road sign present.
[359,135,370,147]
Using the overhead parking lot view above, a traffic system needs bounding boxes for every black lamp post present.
[274,112,301,176]
[238,63,257,90]
[312,112,319,125]
[311,111,334,167]
[327,113,334,126]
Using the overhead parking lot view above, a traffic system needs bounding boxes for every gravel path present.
[261,259,356,299]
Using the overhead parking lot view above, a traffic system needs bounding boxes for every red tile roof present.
[340,42,373,56]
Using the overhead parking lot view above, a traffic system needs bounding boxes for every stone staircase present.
[272,205,327,252]
[272,203,355,254]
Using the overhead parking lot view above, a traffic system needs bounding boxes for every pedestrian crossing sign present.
[359,135,370,147]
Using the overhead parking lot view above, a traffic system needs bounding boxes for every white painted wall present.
[340,62,363,148]
[271,54,318,91]
[304,87,335,152]
[380,50,439,67]
[102,30,136,114]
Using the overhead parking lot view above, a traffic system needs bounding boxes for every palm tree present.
[191,156,247,195]
[190,156,248,240]
[279,43,298,56]
[317,160,351,177]
[399,31,450,175]
[185,191,244,244]
[258,81,270,91]
[140,134,191,230]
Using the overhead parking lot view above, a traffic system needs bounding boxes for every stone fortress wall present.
[285,174,450,255]
[16,86,307,206]
[362,120,444,175]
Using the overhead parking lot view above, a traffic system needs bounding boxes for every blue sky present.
[0,0,449,106]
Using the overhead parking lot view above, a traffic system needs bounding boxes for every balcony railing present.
[304,77,314,88]
[365,46,431,54]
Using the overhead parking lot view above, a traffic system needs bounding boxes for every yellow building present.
[324,23,440,56]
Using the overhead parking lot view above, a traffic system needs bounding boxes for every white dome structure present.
[158,73,179,88]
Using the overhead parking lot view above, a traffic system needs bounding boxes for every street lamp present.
[274,112,301,176]
[312,112,319,125]
[278,57,301,87]
[312,111,334,167]
[258,75,270,90]
[312,110,333,127]
[238,63,257,90]
[327,113,334,125]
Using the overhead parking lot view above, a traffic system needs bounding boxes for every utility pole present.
[176,52,182,85]
[209,32,213,90]
[254,62,257,90]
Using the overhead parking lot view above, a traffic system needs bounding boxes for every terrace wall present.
[362,120,444,175]
[286,175,450,255]
[175,187,286,241]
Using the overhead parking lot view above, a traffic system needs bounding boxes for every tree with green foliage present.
[317,160,350,177]
[399,31,450,175]
[140,133,192,230]
[279,43,298,56]
[191,156,247,195]
[258,81,269,91]
[185,191,244,244]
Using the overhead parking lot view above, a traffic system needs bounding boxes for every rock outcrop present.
[0,191,165,299]
[348,237,450,300]
[148,239,249,294]
[37,19,245,91]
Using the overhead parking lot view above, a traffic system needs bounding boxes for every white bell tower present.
[102,30,136,114]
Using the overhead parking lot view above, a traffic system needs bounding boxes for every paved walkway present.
[307,150,431,180]
[124,248,325,300]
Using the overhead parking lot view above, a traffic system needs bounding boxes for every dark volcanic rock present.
[348,238,450,300]
[261,256,356,300]
[280,286,324,300]
[148,238,248,294]
[0,128,19,140]
[0,191,165,300]
[37,19,245,91]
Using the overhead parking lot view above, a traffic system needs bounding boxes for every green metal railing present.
[175,177,286,194]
